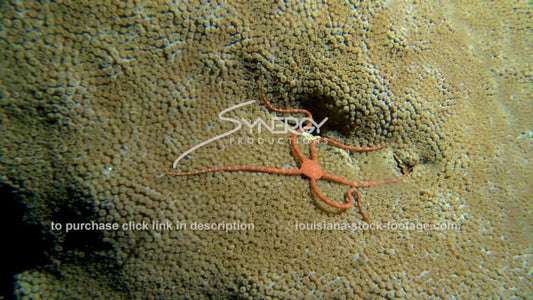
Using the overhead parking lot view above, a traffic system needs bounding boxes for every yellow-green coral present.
[1,0,531,298]
[240,1,455,165]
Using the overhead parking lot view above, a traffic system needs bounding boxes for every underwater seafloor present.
[1,1,531,298]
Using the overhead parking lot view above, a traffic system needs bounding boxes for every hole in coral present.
[299,93,353,136]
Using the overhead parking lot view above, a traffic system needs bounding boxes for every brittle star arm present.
[309,138,408,187]
[262,93,314,163]
[308,138,387,166]
[346,188,372,224]
[261,94,313,126]
[310,178,373,223]
[309,179,354,210]
[290,130,306,163]
[167,166,302,176]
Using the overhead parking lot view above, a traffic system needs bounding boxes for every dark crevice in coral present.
[1,184,50,299]
[49,188,115,257]
[299,93,353,136]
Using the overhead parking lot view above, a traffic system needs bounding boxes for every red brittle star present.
[168,94,408,223]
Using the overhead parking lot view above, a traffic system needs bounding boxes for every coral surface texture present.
[1,0,531,298]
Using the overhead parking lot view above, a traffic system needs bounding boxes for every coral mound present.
[1,1,531,298]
